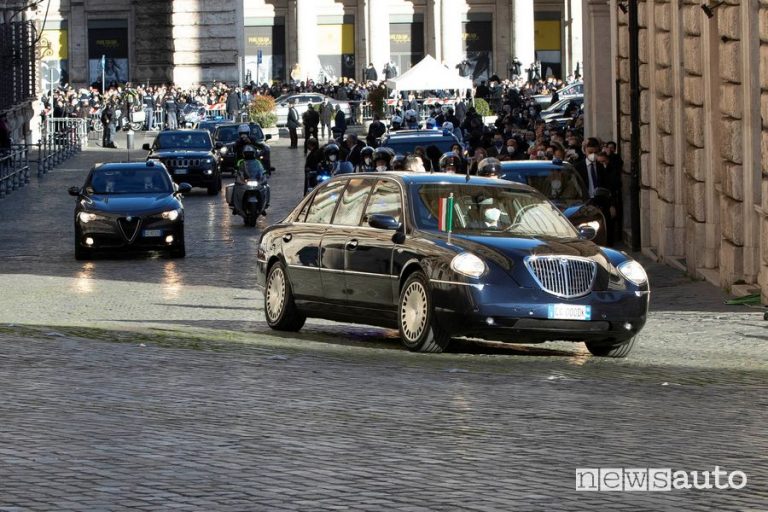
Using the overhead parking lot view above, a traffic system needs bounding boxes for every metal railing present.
[35,118,87,176]
[0,145,30,198]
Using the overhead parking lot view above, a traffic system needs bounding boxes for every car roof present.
[340,171,537,190]
[94,161,167,171]
[383,130,457,141]
[158,129,210,135]
[500,160,568,170]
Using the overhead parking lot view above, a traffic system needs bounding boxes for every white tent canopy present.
[385,55,473,92]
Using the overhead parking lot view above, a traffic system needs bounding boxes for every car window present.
[305,181,345,224]
[297,96,309,104]
[311,96,323,104]
[88,168,172,195]
[363,179,402,223]
[332,179,373,226]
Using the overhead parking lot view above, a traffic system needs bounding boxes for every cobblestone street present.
[0,132,766,511]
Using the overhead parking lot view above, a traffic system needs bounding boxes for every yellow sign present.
[390,33,411,44]
[248,36,272,46]
[463,32,479,42]
[534,20,561,50]
[40,29,68,60]
[317,24,354,54]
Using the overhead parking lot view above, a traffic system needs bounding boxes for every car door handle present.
[346,239,358,250]
[282,233,292,242]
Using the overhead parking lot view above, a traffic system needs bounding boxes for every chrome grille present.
[117,217,141,243]
[524,255,597,298]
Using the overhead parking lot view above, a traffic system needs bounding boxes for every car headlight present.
[219,146,228,155]
[205,157,213,164]
[246,180,261,187]
[78,212,102,224]
[578,220,600,232]
[618,260,648,286]
[450,252,487,278]
[161,209,181,221]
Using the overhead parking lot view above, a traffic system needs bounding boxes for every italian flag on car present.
[438,194,454,232]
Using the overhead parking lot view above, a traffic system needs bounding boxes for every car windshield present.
[87,168,173,195]
[411,183,578,238]
[154,132,212,149]
[214,125,264,143]
[500,166,587,208]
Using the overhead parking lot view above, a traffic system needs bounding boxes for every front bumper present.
[430,280,649,344]
[76,217,184,252]
[166,167,218,188]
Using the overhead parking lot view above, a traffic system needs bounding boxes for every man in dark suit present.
[575,137,614,245]
[286,99,300,149]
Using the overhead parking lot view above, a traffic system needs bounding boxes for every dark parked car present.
[379,129,462,156]
[499,160,608,245]
[257,173,649,357]
[213,122,272,175]
[197,117,227,136]
[68,161,190,259]
[143,130,222,195]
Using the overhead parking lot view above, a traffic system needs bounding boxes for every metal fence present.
[0,21,36,112]
[0,145,30,198]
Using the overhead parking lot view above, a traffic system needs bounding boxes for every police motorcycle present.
[225,145,271,227]
[304,143,354,195]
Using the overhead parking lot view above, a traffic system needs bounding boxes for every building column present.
[296,0,318,81]
[511,0,535,74]
[582,0,613,141]
[494,0,511,78]
[367,0,389,77]
[69,2,88,86]
[440,0,463,68]
[566,0,584,78]
[425,0,441,62]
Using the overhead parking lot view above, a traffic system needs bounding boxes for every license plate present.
[143,229,162,237]
[175,168,188,175]
[548,304,591,321]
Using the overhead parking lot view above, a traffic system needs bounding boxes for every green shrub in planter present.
[248,95,277,128]
[473,98,492,117]
[367,86,387,119]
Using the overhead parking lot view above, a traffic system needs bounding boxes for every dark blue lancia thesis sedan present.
[257,173,649,357]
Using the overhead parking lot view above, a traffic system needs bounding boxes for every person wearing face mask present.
[575,138,606,199]
[543,166,580,201]
[487,132,507,159]
[359,146,375,172]
[471,198,504,229]
[371,147,394,172]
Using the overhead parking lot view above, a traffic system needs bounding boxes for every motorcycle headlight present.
[219,146,228,155]
[317,174,331,183]
[450,252,487,278]
[578,220,600,232]
[618,260,648,286]
[161,209,181,221]
[78,212,102,224]
[246,180,261,187]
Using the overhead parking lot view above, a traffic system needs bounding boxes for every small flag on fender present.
[438,193,454,232]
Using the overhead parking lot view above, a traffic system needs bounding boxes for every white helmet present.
[391,115,403,126]
[442,121,454,132]
[238,123,250,134]
[405,109,418,122]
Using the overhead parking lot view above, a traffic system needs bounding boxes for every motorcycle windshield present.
[242,160,266,180]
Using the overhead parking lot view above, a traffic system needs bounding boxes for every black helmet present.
[360,146,375,167]
[439,152,462,173]
[372,147,395,169]
[323,143,340,161]
[391,154,406,171]
[242,144,259,160]
[477,157,502,178]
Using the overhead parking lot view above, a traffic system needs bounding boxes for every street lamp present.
[701,1,725,18]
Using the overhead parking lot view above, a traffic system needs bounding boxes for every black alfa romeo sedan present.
[143,130,222,195]
[68,161,190,259]
[256,173,650,357]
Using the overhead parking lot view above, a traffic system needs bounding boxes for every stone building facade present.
[590,0,768,298]
[37,0,584,88]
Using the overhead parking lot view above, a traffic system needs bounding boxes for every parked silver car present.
[273,93,352,127]
[533,81,584,106]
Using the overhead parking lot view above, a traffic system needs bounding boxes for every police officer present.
[372,147,395,172]
[359,146,375,172]
[233,124,258,163]
[439,152,462,173]
[476,157,502,178]
[164,93,177,130]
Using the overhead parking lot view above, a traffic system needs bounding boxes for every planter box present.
[263,126,279,140]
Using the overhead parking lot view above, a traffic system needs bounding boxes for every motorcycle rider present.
[476,157,502,179]
[404,109,420,129]
[359,146,375,172]
[366,113,386,148]
[390,115,403,132]
[371,147,395,172]
[439,152,463,174]
[233,123,258,164]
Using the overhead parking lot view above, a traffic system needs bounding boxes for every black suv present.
[213,123,273,175]
[143,130,222,195]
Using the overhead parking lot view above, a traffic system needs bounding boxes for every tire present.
[398,271,451,353]
[585,336,637,358]
[264,261,306,331]
[169,244,186,258]
[207,182,219,196]
[130,121,143,131]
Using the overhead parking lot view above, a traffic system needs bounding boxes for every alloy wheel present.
[400,281,428,341]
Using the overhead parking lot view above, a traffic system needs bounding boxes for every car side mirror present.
[578,225,597,241]
[265,134,272,140]
[68,186,81,197]
[368,214,401,231]
[177,183,193,194]
[142,143,151,151]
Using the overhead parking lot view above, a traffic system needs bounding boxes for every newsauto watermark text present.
[575,467,748,491]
